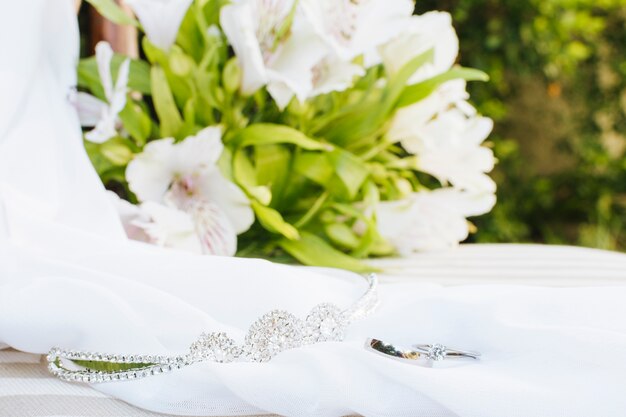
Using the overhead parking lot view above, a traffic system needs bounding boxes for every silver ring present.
[365,338,481,364]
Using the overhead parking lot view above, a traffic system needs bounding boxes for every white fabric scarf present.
[1,2,626,416]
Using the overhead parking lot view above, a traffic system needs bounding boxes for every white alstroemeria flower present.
[388,79,473,143]
[403,108,496,193]
[376,188,496,254]
[126,126,254,238]
[268,54,366,104]
[220,0,328,109]
[108,191,237,256]
[301,0,413,61]
[380,11,458,84]
[75,41,129,144]
[124,127,252,256]
[125,0,193,51]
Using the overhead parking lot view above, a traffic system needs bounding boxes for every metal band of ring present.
[365,338,481,364]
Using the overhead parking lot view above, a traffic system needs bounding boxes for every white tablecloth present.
[2,244,625,417]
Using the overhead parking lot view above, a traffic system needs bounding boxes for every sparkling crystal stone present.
[190,332,239,363]
[245,310,304,362]
[428,344,447,361]
[305,303,347,343]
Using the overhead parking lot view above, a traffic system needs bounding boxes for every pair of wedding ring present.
[365,338,480,365]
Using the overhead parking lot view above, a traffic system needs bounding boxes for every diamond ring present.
[47,274,378,384]
[365,338,481,365]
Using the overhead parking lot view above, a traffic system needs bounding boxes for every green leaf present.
[176,5,205,61]
[183,98,196,127]
[318,94,384,146]
[397,66,490,108]
[382,48,435,112]
[202,0,230,26]
[86,0,139,27]
[118,102,152,145]
[142,37,168,65]
[255,145,290,205]
[235,124,333,151]
[222,57,241,94]
[169,49,195,77]
[84,140,116,175]
[325,223,361,249]
[293,152,333,185]
[318,49,434,145]
[279,231,375,272]
[294,192,329,228]
[99,138,134,166]
[252,201,300,240]
[329,149,370,198]
[151,66,183,138]
[78,56,152,97]
[232,150,272,204]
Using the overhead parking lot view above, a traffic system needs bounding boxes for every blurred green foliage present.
[416,0,626,251]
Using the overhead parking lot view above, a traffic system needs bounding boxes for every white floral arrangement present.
[76,0,496,271]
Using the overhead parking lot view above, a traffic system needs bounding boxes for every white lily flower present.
[380,11,459,84]
[376,188,496,254]
[301,0,413,61]
[220,0,328,109]
[125,0,193,51]
[76,41,130,144]
[126,126,254,237]
[402,108,496,193]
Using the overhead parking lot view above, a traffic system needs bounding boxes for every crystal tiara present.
[47,273,378,383]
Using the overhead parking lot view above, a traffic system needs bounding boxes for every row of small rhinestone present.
[47,348,185,365]
[48,361,185,383]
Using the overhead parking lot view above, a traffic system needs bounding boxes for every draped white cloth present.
[1,2,626,416]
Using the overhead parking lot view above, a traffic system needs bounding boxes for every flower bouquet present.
[76,0,496,271]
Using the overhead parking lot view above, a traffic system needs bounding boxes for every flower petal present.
[196,170,254,234]
[74,92,107,127]
[376,188,495,254]
[264,22,328,106]
[188,200,238,256]
[220,2,268,95]
[126,0,193,51]
[94,41,114,101]
[137,201,203,253]
[302,0,413,60]
[84,108,117,143]
[380,11,459,83]
[175,126,224,169]
[126,138,177,202]
[310,55,365,97]
[109,58,130,115]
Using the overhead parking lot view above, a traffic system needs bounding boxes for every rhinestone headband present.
[47,273,378,383]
